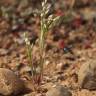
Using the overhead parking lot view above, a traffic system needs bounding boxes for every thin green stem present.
[26,43,34,77]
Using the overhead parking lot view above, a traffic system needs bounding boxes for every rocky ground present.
[0,0,96,96]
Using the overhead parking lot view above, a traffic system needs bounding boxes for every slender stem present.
[26,44,34,77]
[39,17,45,79]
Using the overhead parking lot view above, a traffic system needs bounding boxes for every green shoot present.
[23,0,61,85]
[39,0,60,81]
[23,32,34,77]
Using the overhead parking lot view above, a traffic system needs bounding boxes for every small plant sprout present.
[24,0,61,85]
[39,0,61,81]
[23,32,34,77]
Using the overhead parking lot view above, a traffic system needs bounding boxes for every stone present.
[0,68,24,95]
[23,92,35,96]
[78,59,96,90]
[0,48,9,56]
[46,85,72,96]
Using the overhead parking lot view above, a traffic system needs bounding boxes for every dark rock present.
[78,60,96,90]
[46,85,72,96]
